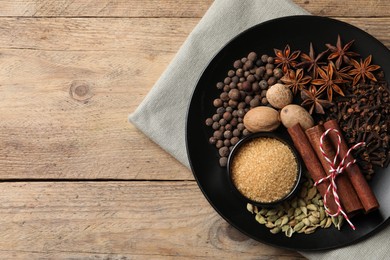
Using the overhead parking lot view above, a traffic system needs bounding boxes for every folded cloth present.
[129,0,389,259]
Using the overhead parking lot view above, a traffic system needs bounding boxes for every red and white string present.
[314,128,365,230]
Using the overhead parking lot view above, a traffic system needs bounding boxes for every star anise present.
[281,68,311,95]
[332,61,353,81]
[311,63,347,102]
[274,44,301,73]
[301,85,333,114]
[296,42,327,78]
[348,55,381,86]
[326,35,359,70]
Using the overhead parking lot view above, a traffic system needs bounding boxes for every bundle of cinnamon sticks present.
[288,120,379,217]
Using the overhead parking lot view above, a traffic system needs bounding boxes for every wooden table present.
[0,1,388,258]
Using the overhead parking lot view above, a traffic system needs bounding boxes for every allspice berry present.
[228,89,241,101]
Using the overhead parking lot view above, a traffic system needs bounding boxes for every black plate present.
[186,15,390,251]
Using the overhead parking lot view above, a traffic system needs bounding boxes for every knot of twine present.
[314,128,365,230]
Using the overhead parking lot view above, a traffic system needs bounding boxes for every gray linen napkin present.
[129,0,389,259]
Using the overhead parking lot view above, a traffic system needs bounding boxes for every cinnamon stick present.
[287,123,338,215]
[323,119,379,213]
[305,125,363,216]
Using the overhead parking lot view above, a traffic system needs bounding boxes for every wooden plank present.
[0,18,389,52]
[0,17,389,180]
[0,181,304,259]
[0,18,199,52]
[0,0,389,17]
[0,18,197,180]
[0,48,192,180]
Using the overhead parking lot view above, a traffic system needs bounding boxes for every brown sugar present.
[231,137,298,203]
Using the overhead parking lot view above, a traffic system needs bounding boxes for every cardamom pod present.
[306,204,317,211]
[270,226,282,234]
[281,216,289,226]
[259,208,268,215]
[331,216,339,227]
[295,213,306,221]
[291,199,298,208]
[307,186,317,200]
[294,207,302,217]
[302,217,311,226]
[293,221,305,232]
[285,227,294,237]
[274,218,282,227]
[266,209,278,216]
[304,226,318,234]
[300,206,308,216]
[287,208,294,217]
[319,208,325,221]
[319,218,327,228]
[255,214,267,224]
[308,215,320,225]
[267,215,279,222]
[311,211,320,219]
[299,187,308,198]
[324,217,332,228]
[281,224,290,232]
[247,203,254,214]
[298,198,306,207]
[265,221,275,228]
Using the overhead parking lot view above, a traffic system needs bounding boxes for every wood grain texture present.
[0,17,389,180]
[1,0,389,17]
[0,18,197,180]
[0,0,389,259]
[0,182,304,259]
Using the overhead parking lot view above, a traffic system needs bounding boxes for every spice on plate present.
[230,137,298,203]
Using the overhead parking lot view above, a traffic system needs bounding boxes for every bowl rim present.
[226,131,303,207]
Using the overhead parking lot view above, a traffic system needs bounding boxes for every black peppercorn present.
[259,80,268,90]
[223,112,232,121]
[219,157,228,167]
[261,54,269,63]
[224,130,233,139]
[267,76,277,86]
[250,98,260,107]
[247,74,256,83]
[220,92,229,101]
[213,130,223,140]
[205,118,213,126]
[216,82,224,89]
[209,137,217,145]
[241,81,252,92]
[273,68,283,79]
[247,51,257,61]
[233,60,242,69]
[219,118,227,126]
[231,136,240,146]
[212,114,220,121]
[256,67,265,77]
[228,89,241,101]
[236,68,244,77]
[213,98,222,107]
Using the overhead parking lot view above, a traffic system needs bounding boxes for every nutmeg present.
[280,104,314,130]
[266,83,293,109]
[243,106,281,132]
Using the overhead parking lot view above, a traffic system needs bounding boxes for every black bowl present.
[226,132,303,208]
